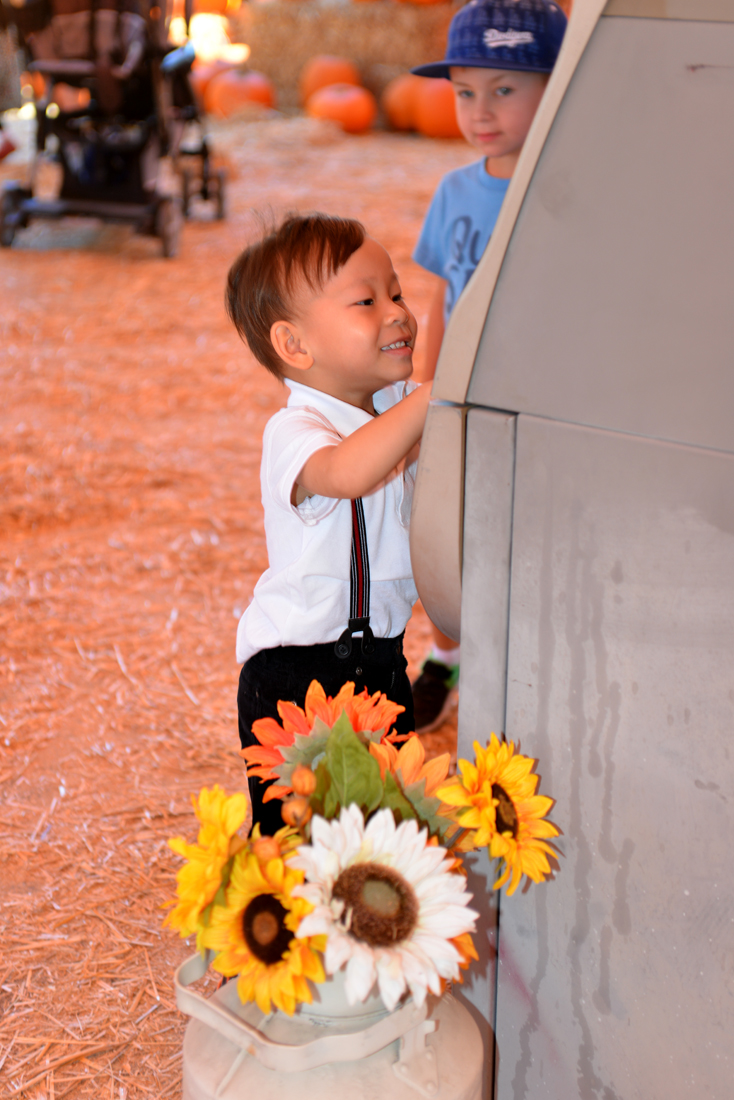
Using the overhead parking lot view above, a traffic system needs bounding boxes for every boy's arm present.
[420,277,447,383]
[296,383,431,501]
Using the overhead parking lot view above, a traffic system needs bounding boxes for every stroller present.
[0,0,226,255]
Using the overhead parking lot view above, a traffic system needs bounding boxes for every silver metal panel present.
[459,409,516,742]
[454,409,516,1096]
[410,402,465,642]
[494,414,734,1099]
[452,847,500,1100]
[468,17,734,455]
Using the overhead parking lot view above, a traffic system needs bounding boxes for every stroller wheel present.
[156,196,182,259]
[1,183,29,248]
[214,169,226,221]
[0,216,15,248]
[181,168,193,219]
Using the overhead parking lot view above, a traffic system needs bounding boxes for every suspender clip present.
[334,617,375,659]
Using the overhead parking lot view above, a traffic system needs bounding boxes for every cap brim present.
[411,57,553,79]
[410,61,452,79]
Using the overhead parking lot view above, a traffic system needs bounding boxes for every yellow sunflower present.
[437,735,559,896]
[164,785,249,947]
[202,843,326,1016]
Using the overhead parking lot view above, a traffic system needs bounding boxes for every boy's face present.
[277,237,417,412]
[450,66,549,174]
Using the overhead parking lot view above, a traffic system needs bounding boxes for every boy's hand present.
[295,383,432,502]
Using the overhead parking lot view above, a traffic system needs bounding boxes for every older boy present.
[409,0,567,731]
[226,213,431,833]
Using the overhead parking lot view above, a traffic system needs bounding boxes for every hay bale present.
[230,1,458,110]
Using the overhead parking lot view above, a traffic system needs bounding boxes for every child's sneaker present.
[0,134,17,162]
[412,659,459,733]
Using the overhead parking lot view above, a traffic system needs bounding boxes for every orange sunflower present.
[437,735,559,896]
[241,680,405,802]
[369,733,450,796]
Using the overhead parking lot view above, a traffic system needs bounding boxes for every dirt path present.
[0,117,473,1098]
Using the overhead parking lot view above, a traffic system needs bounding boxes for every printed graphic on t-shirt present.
[412,161,509,323]
[445,215,489,315]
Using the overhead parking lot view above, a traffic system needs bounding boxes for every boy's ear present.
[270,321,314,373]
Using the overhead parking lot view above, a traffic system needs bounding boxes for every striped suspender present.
[334,498,376,659]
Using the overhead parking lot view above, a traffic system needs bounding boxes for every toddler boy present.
[409,0,567,730]
[226,213,431,834]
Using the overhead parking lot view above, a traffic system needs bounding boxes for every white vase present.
[175,952,484,1100]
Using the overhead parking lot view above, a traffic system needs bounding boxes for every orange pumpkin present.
[413,77,463,139]
[381,73,424,132]
[170,0,229,14]
[170,0,238,14]
[394,0,450,5]
[191,0,228,11]
[204,70,276,117]
[21,70,47,100]
[299,55,361,107]
[189,60,237,108]
[51,83,91,111]
[305,83,377,135]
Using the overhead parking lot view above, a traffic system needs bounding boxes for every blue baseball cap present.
[412,0,567,79]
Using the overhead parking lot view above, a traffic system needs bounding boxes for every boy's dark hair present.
[226,213,366,378]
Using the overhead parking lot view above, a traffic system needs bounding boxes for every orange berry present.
[281,797,313,828]
[252,836,281,862]
[292,765,317,796]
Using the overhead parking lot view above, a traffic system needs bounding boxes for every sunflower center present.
[492,784,518,839]
[242,894,292,965]
[333,862,418,947]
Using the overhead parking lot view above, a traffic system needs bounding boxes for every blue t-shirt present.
[413,161,510,323]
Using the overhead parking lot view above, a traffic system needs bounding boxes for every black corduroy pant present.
[237,633,414,836]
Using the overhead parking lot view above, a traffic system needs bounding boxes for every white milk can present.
[175,951,484,1100]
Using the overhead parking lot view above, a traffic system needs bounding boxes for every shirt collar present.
[476,159,512,191]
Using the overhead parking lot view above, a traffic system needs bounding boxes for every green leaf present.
[273,725,331,786]
[402,777,454,840]
[219,855,235,891]
[379,770,417,824]
[326,721,384,815]
[310,759,333,819]
[353,726,386,747]
[329,709,358,739]
[324,782,340,820]
[310,716,335,739]
[198,854,234,928]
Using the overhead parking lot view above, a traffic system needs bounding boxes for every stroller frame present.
[0,0,225,255]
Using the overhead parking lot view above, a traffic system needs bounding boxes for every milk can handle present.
[174,951,431,1074]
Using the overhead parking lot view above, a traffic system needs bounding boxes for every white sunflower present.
[290,805,478,1011]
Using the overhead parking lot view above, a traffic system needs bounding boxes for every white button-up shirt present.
[236,378,419,665]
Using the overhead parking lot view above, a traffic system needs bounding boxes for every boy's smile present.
[449,66,549,178]
[381,338,412,356]
[272,237,417,414]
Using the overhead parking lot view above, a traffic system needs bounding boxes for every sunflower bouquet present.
[164,680,558,1017]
